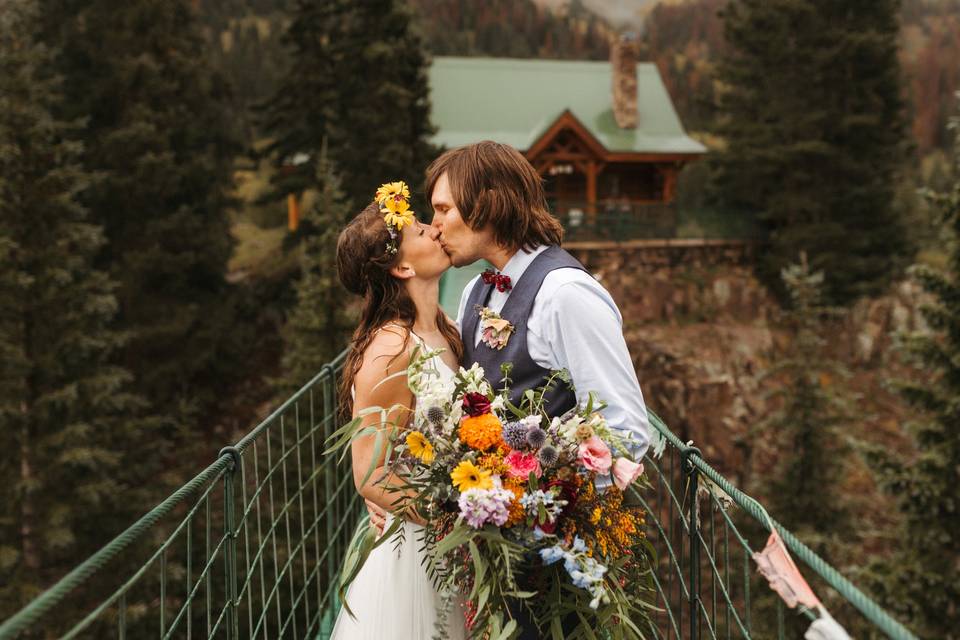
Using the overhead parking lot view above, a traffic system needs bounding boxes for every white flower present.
[558,414,585,442]
[587,413,607,430]
[520,415,542,430]
[442,402,463,435]
[490,394,506,414]
[458,363,490,394]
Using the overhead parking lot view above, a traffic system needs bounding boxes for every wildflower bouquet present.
[328,348,656,639]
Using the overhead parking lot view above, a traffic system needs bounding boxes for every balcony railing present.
[0,351,918,640]
[550,201,760,242]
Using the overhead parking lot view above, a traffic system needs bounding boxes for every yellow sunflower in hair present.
[375,181,410,206]
[382,195,415,230]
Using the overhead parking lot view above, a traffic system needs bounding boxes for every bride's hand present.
[403,507,427,527]
[366,499,387,536]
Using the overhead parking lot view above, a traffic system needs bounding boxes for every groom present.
[427,140,651,637]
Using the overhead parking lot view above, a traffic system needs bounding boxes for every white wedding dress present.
[331,332,467,640]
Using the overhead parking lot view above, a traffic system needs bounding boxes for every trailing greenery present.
[712,0,910,304]
[868,94,960,640]
[0,1,162,621]
[260,0,437,212]
[328,349,655,639]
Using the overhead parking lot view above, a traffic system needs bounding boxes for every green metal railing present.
[638,414,918,640]
[0,351,919,639]
[0,352,361,639]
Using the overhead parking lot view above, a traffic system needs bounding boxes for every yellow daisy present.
[406,431,435,464]
[382,196,415,230]
[375,181,410,205]
[450,460,493,492]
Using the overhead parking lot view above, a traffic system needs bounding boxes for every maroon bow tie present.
[481,269,512,292]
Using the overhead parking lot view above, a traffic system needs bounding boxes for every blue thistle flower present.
[526,427,547,449]
[538,444,559,467]
[426,405,445,427]
[502,421,528,450]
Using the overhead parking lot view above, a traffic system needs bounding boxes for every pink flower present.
[481,326,508,349]
[612,457,644,490]
[578,436,612,474]
[504,450,542,479]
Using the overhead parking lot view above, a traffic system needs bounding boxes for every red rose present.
[462,392,491,417]
[537,520,557,535]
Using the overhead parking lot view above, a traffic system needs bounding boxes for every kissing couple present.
[329,140,651,639]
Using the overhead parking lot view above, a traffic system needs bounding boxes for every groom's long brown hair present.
[425,141,564,253]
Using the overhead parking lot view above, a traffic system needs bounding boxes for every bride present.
[330,184,467,639]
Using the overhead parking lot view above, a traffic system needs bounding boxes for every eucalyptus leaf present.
[477,583,491,615]
[551,617,564,639]
[469,540,486,593]
[494,619,517,640]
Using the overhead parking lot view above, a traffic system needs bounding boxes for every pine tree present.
[764,257,855,544]
[260,0,437,212]
[0,1,161,618]
[868,95,960,640]
[712,0,909,304]
[273,150,356,397]
[750,255,858,636]
[39,0,245,429]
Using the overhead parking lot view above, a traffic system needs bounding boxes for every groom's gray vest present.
[461,245,588,419]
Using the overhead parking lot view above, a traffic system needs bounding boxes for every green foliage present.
[762,257,856,538]
[40,0,248,431]
[749,255,859,636]
[0,1,162,619]
[273,151,356,396]
[638,0,726,132]
[869,94,960,640]
[409,0,612,61]
[260,0,437,212]
[196,0,293,144]
[712,0,910,304]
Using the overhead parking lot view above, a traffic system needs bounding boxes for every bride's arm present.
[350,327,424,524]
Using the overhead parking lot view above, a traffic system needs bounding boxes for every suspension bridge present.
[0,352,920,639]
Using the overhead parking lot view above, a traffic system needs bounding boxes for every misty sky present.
[535,0,660,27]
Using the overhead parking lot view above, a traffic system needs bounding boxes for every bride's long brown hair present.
[336,201,463,419]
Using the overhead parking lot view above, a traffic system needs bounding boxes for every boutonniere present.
[476,306,514,350]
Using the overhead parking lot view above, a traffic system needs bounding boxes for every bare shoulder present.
[354,324,413,395]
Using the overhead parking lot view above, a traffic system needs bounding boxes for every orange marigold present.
[503,478,526,527]
[478,451,508,475]
[458,413,504,451]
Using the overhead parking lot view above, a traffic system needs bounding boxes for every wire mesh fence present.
[0,353,919,640]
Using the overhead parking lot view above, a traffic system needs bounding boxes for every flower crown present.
[375,180,416,255]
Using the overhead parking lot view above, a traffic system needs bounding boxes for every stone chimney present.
[611,33,639,129]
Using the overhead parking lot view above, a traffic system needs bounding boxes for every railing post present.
[321,366,337,606]
[681,446,703,640]
[219,446,242,640]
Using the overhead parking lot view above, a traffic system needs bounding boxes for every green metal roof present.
[428,56,707,155]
